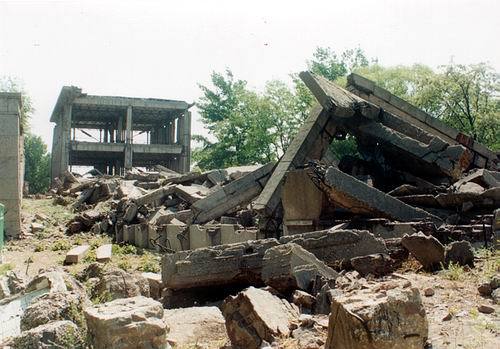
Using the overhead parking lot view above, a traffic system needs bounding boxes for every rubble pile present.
[5,72,497,348]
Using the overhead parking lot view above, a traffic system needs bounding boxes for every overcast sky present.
[1,0,499,150]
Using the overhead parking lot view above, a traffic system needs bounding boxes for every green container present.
[0,203,4,249]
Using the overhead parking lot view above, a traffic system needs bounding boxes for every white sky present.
[1,0,499,150]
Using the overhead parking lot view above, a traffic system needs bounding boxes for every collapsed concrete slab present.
[300,71,474,181]
[161,239,280,290]
[254,106,337,228]
[262,243,338,294]
[316,166,442,224]
[222,287,299,349]
[347,73,498,171]
[191,162,275,224]
[279,229,388,268]
[325,279,428,349]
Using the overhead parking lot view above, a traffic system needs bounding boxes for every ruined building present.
[50,86,192,180]
[0,93,23,238]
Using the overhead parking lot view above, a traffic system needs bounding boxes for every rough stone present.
[280,229,388,268]
[222,287,299,349]
[20,291,88,331]
[292,290,316,309]
[477,304,495,314]
[163,306,227,347]
[262,243,338,294]
[401,232,445,270]
[444,240,474,267]
[10,320,85,349]
[325,280,428,349]
[84,296,167,349]
[142,272,163,300]
[350,253,395,277]
[492,288,500,305]
[92,267,150,301]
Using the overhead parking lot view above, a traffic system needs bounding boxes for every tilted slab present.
[300,71,474,181]
[320,166,441,223]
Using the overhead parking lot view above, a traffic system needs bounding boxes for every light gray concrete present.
[0,93,22,238]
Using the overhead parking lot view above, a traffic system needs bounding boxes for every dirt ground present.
[1,198,498,349]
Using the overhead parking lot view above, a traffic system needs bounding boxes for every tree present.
[0,76,33,133]
[24,134,51,194]
[1,76,52,193]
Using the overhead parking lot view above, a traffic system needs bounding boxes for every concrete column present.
[59,104,72,177]
[117,116,123,142]
[124,106,133,169]
[179,110,191,173]
[0,93,22,238]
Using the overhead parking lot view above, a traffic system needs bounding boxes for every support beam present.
[124,106,133,169]
[59,104,72,177]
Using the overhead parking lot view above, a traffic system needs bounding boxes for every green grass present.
[440,262,467,281]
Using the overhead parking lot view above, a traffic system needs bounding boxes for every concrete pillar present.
[179,110,191,173]
[59,104,72,177]
[117,116,123,142]
[124,106,133,169]
[0,93,22,238]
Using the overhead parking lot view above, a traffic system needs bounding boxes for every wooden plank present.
[65,245,90,264]
[96,244,112,262]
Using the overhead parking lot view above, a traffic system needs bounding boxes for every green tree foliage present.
[24,134,51,194]
[0,76,33,133]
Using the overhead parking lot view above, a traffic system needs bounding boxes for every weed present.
[51,239,72,251]
[440,262,466,281]
[83,250,97,263]
[137,253,160,273]
[0,263,13,276]
[113,244,137,255]
[92,290,112,304]
[33,243,46,252]
[117,257,132,272]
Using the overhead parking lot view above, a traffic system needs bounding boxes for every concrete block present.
[220,225,258,245]
[65,245,90,264]
[96,244,112,262]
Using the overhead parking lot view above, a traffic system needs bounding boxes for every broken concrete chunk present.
[84,296,167,349]
[162,239,280,290]
[401,232,444,270]
[319,166,441,223]
[325,280,428,349]
[279,229,388,268]
[91,267,150,301]
[10,320,85,349]
[444,240,474,267]
[141,272,163,300]
[262,243,338,294]
[191,162,275,224]
[163,306,228,347]
[65,245,90,264]
[222,287,299,349]
[350,253,395,277]
[96,244,112,263]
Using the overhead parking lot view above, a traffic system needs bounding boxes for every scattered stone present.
[31,222,44,233]
[10,320,85,349]
[222,287,299,349]
[95,244,112,263]
[477,304,495,314]
[163,306,228,347]
[442,313,452,321]
[424,287,435,297]
[261,243,338,294]
[478,282,492,296]
[84,296,167,349]
[92,267,150,301]
[401,232,445,271]
[444,240,474,267]
[350,253,395,277]
[491,288,500,305]
[20,291,88,331]
[292,290,316,309]
[325,280,428,349]
[65,245,90,264]
[142,272,163,300]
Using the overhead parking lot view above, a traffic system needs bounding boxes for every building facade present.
[50,86,191,180]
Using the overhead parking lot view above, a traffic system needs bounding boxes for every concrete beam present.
[124,106,133,169]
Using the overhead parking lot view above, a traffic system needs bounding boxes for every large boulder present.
[163,306,228,347]
[401,232,445,270]
[262,243,338,294]
[222,287,299,349]
[21,291,89,331]
[91,267,150,301]
[84,296,168,349]
[444,240,474,267]
[10,320,85,349]
[325,279,428,349]
[350,253,395,277]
